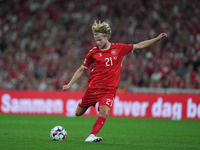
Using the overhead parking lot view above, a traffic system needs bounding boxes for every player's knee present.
[99,110,110,118]
[75,106,88,117]
[99,106,111,118]
[75,111,82,117]
[75,112,81,117]
[99,113,108,118]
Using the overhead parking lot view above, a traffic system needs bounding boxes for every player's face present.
[94,34,109,49]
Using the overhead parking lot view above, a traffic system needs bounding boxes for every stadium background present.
[0,0,199,91]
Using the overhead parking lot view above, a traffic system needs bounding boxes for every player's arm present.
[62,65,86,91]
[134,33,167,51]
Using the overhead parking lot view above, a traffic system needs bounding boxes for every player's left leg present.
[85,89,115,142]
[98,105,111,118]
[90,105,110,135]
[85,105,110,142]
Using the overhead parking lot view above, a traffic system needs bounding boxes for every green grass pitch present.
[0,115,200,150]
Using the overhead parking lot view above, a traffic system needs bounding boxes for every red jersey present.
[82,43,134,89]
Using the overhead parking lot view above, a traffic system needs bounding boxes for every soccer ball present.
[50,126,67,141]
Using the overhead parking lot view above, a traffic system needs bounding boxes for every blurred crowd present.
[0,0,200,91]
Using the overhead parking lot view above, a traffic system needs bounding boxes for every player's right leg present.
[75,105,89,117]
[75,105,89,116]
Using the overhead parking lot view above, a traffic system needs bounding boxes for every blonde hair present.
[92,21,111,38]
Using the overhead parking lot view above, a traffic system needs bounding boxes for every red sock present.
[90,116,106,135]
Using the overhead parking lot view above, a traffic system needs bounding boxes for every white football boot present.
[85,134,103,142]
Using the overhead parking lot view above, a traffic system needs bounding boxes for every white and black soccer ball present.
[50,126,67,141]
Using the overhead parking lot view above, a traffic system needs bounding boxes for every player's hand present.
[62,84,71,91]
[158,33,167,40]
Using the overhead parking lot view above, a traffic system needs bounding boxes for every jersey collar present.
[99,43,111,51]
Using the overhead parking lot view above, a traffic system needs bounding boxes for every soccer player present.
[62,21,167,142]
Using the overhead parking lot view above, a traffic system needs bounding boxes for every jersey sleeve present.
[122,44,135,55]
[82,50,94,69]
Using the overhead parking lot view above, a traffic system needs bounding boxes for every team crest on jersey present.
[99,53,102,57]
[111,49,117,55]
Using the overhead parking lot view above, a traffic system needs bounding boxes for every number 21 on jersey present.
[105,57,113,66]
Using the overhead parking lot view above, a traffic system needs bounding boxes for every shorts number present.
[106,99,113,107]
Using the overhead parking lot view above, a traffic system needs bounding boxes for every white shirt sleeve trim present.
[131,44,135,53]
[82,65,88,69]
